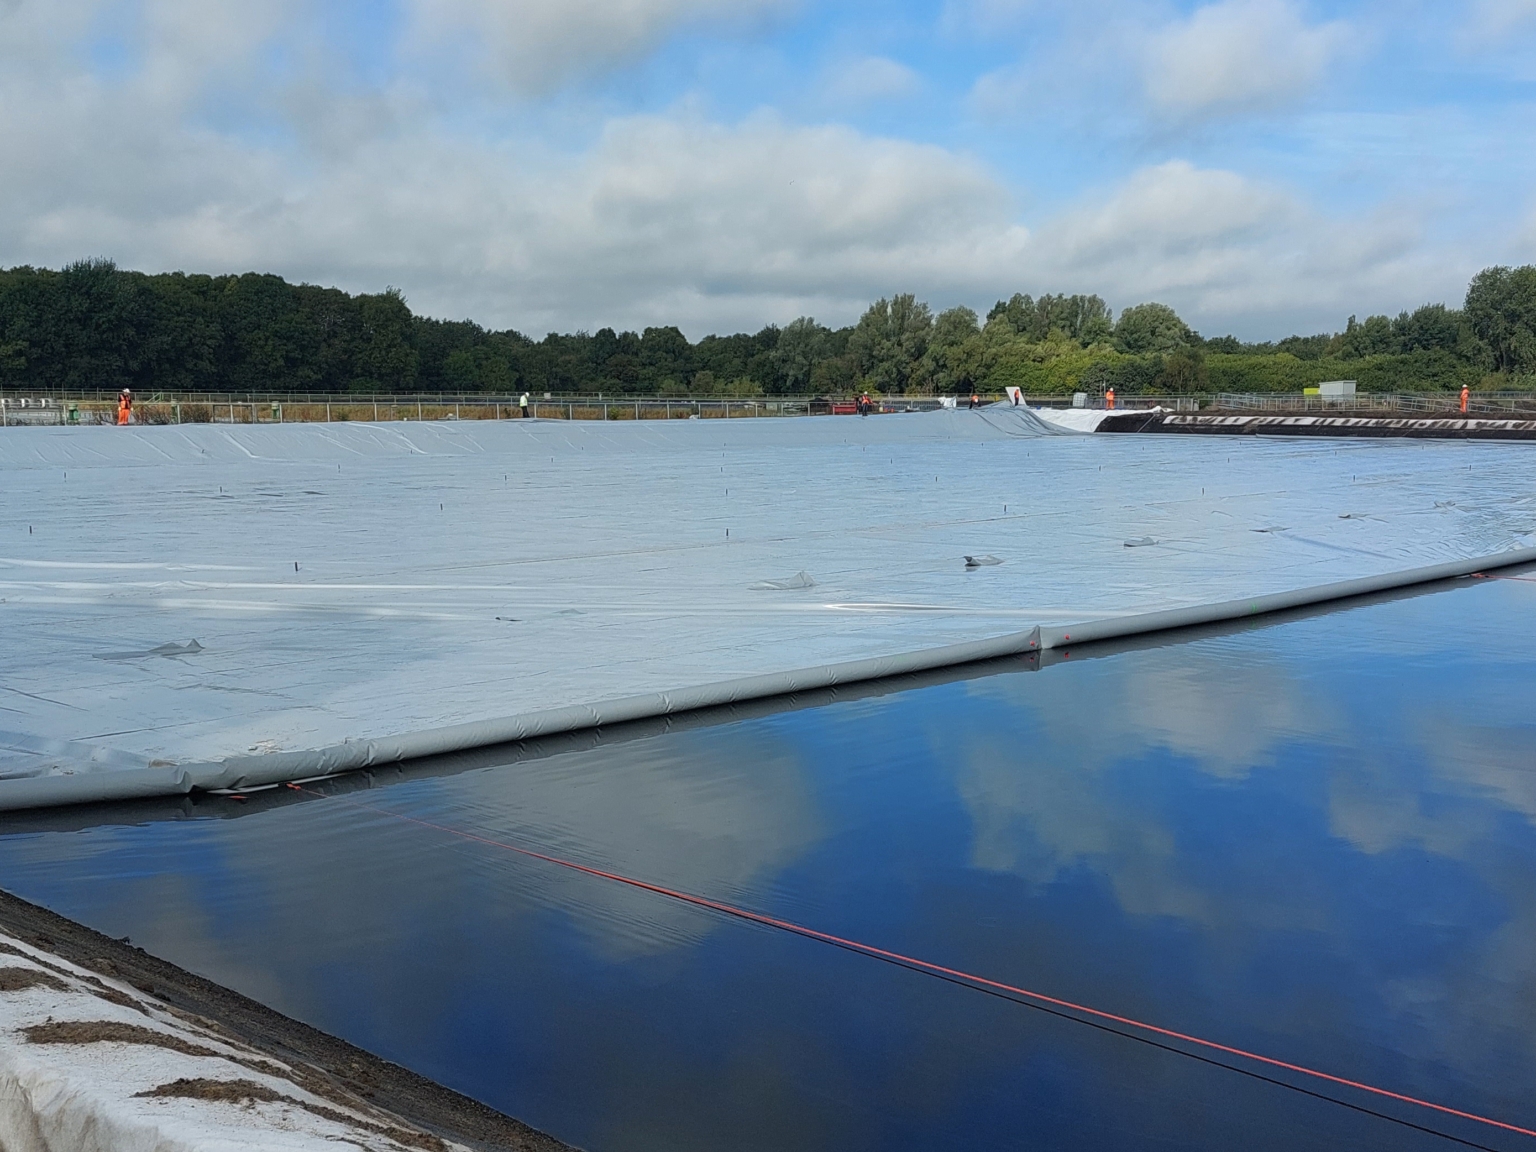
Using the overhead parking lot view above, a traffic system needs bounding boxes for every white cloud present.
[821,56,922,106]
[966,66,1015,118]
[1144,0,1348,119]
[0,0,1028,334]
[403,0,785,95]
[1027,160,1451,333]
[939,0,1047,34]
[0,0,1511,340]
[964,2,1137,121]
[0,26,1032,335]
[396,112,1029,331]
[0,56,1474,340]
[1037,160,1300,272]
[951,654,1338,924]
[1467,0,1536,37]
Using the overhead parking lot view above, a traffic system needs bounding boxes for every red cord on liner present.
[287,782,1536,1144]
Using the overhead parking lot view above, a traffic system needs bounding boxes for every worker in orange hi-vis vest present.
[1106,387,1116,411]
[1460,384,1469,414]
[116,389,132,426]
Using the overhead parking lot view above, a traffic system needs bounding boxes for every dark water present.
[3,576,1536,1151]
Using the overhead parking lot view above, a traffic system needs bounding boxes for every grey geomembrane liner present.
[3,411,1535,809]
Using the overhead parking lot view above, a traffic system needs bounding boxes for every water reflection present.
[1,577,1534,1151]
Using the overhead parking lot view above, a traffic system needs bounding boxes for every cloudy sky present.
[2,0,1534,339]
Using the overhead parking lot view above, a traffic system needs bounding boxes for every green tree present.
[772,317,833,391]
[986,292,1111,343]
[637,326,692,393]
[695,326,778,392]
[443,344,514,392]
[1274,333,1332,360]
[3,259,1528,401]
[849,294,933,392]
[721,376,763,397]
[1158,347,1208,391]
[353,288,420,391]
[44,258,152,391]
[1114,303,1193,354]
[1040,293,1112,343]
[1333,314,1395,359]
[1464,265,1536,374]
[918,306,981,392]
[810,355,856,394]
[986,293,1037,337]
[931,305,980,347]
[141,272,222,392]
[1392,303,1462,353]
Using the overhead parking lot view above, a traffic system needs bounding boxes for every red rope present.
[287,783,1535,1145]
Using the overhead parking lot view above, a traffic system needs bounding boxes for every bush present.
[1206,350,1483,393]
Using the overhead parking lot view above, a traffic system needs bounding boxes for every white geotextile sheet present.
[1030,406,1128,432]
[0,932,470,1151]
[2,408,1534,786]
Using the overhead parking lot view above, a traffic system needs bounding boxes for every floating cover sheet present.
[1,409,1534,801]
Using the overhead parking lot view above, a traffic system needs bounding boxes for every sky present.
[2,0,1534,340]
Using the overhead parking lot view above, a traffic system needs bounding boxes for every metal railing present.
[1213,392,1536,415]
[0,390,1203,427]
[0,395,818,426]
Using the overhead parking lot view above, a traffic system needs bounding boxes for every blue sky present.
[3,0,1535,338]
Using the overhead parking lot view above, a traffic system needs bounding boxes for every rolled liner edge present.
[5,545,1534,811]
[1035,545,1536,648]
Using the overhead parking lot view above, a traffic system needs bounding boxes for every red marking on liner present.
[285,782,1536,1146]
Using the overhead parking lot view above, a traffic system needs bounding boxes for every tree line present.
[2,259,1534,396]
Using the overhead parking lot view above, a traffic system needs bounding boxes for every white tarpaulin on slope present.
[1032,406,1134,433]
[1,408,1534,804]
[0,931,475,1151]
